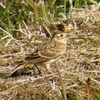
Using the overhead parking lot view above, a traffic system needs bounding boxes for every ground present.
[0,4,100,100]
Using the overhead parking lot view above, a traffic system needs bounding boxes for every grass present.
[0,0,100,100]
[0,0,98,32]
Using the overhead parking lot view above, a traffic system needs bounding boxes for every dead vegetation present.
[0,4,100,100]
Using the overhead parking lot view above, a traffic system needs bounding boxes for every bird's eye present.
[60,34,63,37]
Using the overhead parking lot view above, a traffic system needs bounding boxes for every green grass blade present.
[0,0,15,20]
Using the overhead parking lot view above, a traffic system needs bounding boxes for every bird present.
[8,33,67,77]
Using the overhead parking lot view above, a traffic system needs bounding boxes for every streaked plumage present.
[9,33,67,76]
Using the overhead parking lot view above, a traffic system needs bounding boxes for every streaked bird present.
[8,33,67,77]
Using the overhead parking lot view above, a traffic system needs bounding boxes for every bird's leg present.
[45,64,53,74]
[34,64,41,74]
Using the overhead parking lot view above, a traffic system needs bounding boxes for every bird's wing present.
[24,49,59,64]
[38,40,66,59]
[38,49,60,59]
[25,42,56,61]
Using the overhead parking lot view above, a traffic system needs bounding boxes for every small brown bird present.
[8,33,67,76]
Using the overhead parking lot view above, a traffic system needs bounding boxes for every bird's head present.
[54,33,67,44]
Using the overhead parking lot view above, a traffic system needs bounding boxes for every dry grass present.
[0,3,100,100]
